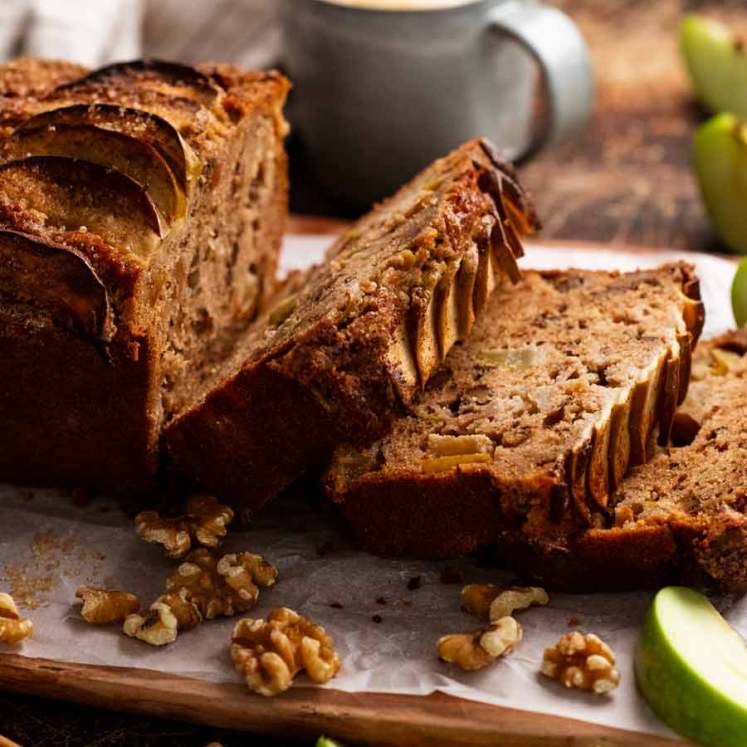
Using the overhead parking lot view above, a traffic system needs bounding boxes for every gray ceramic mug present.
[280,0,592,207]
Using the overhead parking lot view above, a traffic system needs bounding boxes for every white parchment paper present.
[1,238,744,740]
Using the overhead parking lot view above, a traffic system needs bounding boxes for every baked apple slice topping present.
[52,59,219,108]
[16,104,200,191]
[1,122,185,224]
[0,156,164,257]
[0,228,114,342]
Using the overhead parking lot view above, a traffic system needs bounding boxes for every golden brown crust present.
[0,59,88,137]
[166,139,537,516]
[0,58,87,98]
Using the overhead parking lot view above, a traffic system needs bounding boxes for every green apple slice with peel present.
[732,257,747,326]
[693,113,747,254]
[316,737,346,747]
[680,15,747,117]
[635,586,747,747]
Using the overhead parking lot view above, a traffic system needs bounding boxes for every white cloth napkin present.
[142,0,279,69]
[0,0,279,69]
[0,0,143,66]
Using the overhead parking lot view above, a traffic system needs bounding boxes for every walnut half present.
[231,607,341,697]
[437,617,522,672]
[461,584,549,621]
[76,586,140,624]
[135,495,235,559]
[541,631,620,695]
[166,548,277,621]
[0,592,33,643]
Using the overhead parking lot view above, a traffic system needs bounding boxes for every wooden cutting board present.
[0,654,686,747]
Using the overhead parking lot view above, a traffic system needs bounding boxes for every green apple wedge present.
[693,113,747,254]
[316,737,346,747]
[732,257,747,326]
[635,587,747,747]
[680,15,747,117]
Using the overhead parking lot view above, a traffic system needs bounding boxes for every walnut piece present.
[437,617,522,671]
[124,548,277,646]
[231,607,341,696]
[135,495,234,559]
[0,592,33,643]
[123,601,178,646]
[461,584,549,621]
[166,548,277,620]
[155,588,202,631]
[134,512,190,559]
[216,552,278,601]
[187,495,235,550]
[541,631,620,695]
[76,586,140,624]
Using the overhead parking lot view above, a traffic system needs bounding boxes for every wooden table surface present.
[2,1,745,745]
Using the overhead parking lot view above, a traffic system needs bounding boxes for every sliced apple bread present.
[165,139,538,517]
[0,59,289,493]
[325,265,704,558]
[506,328,747,593]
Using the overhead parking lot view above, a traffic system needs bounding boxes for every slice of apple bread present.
[0,58,289,493]
[165,139,538,517]
[507,328,747,593]
[325,265,704,559]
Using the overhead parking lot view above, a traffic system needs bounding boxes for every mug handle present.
[488,1,593,150]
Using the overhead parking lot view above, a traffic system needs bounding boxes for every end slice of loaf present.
[0,58,289,494]
[325,265,704,559]
[507,328,747,593]
[165,139,539,517]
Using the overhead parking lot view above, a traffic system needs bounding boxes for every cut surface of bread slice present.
[326,265,704,560]
[508,329,747,593]
[0,58,289,494]
[165,138,538,517]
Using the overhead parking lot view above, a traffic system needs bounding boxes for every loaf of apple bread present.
[506,328,747,593]
[165,139,538,517]
[325,265,704,559]
[0,58,289,493]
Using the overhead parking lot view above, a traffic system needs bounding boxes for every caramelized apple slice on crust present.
[0,229,114,342]
[0,156,164,257]
[16,104,200,190]
[53,60,219,108]
[1,123,184,224]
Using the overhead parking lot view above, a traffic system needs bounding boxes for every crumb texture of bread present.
[326,265,704,560]
[165,138,538,516]
[0,58,289,493]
